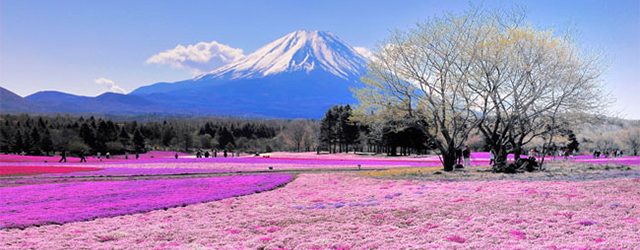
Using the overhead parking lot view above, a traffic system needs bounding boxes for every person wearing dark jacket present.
[59,149,67,163]
[79,150,87,163]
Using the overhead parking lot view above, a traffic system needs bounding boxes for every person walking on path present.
[462,146,471,168]
[59,149,67,163]
[79,150,87,163]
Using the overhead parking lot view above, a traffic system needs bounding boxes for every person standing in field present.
[59,148,67,163]
[175,151,179,159]
[79,150,87,163]
[462,146,471,167]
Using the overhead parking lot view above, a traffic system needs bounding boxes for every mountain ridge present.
[2,30,369,119]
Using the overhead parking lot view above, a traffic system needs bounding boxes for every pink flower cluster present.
[0,174,292,229]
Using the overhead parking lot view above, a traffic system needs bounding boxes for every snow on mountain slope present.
[199,30,368,81]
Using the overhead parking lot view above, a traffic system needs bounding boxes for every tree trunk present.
[513,144,522,160]
[442,150,457,172]
[491,146,509,172]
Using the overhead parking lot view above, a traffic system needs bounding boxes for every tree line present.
[0,114,318,156]
[319,104,434,156]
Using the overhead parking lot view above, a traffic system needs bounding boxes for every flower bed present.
[0,166,102,176]
[1,173,638,249]
[0,174,292,229]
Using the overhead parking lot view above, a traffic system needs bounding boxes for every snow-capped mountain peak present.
[201,30,368,80]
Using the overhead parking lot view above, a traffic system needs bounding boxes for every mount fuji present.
[1,30,370,118]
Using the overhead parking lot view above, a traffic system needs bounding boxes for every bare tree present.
[354,6,610,172]
[466,8,609,171]
[354,8,492,171]
[284,119,310,152]
[621,127,640,156]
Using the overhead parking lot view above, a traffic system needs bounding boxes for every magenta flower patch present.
[0,174,292,229]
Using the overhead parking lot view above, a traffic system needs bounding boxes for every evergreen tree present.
[216,126,235,149]
[40,128,54,155]
[29,127,41,153]
[79,123,96,150]
[133,129,145,152]
[320,107,337,152]
[118,127,131,149]
[565,130,580,153]
[162,126,175,147]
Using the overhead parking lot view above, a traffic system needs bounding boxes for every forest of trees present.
[0,114,317,156]
[319,104,434,156]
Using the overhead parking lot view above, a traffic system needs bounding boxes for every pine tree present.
[79,123,96,150]
[216,126,235,150]
[133,129,145,152]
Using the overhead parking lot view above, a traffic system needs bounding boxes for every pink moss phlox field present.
[2,173,638,249]
[35,167,229,178]
[0,154,121,163]
[0,174,292,229]
[0,165,102,176]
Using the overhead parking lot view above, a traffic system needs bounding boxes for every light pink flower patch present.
[259,237,273,241]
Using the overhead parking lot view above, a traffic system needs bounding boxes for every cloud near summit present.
[146,41,245,75]
[353,46,374,61]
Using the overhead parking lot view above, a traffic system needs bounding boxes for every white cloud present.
[146,41,245,75]
[353,46,375,61]
[95,78,126,94]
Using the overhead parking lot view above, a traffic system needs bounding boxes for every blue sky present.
[1,0,639,118]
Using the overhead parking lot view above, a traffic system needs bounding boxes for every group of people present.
[195,149,217,158]
[593,149,623,159]
[58,149,140,163]
[58,149,87,163]
[193,149,241,158]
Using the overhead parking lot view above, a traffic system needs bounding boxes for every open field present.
[1,152,639,249]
